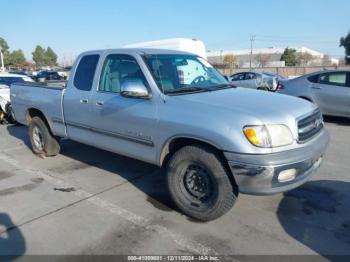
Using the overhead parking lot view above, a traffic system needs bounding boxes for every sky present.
[1,0,349,64]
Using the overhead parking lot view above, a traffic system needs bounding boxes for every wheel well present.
[160,137,238,193]
[26,108,51,130]
[299,96,312,102]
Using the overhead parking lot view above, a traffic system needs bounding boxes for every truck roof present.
[79,48,199,57]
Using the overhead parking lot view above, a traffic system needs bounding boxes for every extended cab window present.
[99,54,146,93]
[74,54,99,91]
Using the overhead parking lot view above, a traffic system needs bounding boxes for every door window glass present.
[231,73,245,81]
[245,73,257,80]
[99,54,146,93]
[319,72,347,87]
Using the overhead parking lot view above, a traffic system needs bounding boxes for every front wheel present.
[29,116,60,157]
[166,144,238,221]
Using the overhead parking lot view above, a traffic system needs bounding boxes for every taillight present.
[276,82,284,90]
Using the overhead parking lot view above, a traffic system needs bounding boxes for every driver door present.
[89,53,158,164]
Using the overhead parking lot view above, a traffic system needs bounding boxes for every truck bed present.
[10,82,67,137]
[15,81,67,89]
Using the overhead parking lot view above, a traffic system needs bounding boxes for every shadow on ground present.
[6,125,178,214]
[0,213,26,259]
[277,180,350,261]
[323,116,350,126]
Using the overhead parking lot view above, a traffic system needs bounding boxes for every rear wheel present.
[166,144,238,221]
[29,116,60,157]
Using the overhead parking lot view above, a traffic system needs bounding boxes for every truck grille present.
[298,110,323,142]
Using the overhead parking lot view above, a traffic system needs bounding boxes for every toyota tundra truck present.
[10,48,329,221]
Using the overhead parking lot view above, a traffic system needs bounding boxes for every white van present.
[124,38,207,59]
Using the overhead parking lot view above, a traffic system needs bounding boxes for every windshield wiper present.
[165,86,209,94]
[209,83,237,90]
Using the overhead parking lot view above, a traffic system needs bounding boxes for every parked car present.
[228,71,283,91]
[32,71,63,82]
[9,70,31,77]
[11,48,329,221]
[55,69,69,80]
[277,70,350,118]
[0,73,34,86]
[0,73,33,123]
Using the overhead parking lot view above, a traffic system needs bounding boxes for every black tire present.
[29,116,60,157]
[166,144,238,221]
[5,104,16,124]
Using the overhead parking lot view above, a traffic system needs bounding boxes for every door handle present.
[312,86,322,90]
[96,101,104,106]
[80,99,89,104]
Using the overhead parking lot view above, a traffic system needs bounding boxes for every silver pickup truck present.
[11,48,329,221]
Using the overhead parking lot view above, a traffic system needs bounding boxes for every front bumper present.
[224,129,330,195]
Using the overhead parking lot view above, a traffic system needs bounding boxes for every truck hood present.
[171,87,317,124]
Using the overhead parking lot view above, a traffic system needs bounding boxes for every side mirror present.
[121,79,150,99]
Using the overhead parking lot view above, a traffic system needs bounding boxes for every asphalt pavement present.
[0,117,349,260]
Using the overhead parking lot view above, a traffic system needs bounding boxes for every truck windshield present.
[143,54,229,94]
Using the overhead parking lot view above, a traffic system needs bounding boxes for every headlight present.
[243,125,293,148]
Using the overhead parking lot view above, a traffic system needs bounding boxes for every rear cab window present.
[74,54,100,91]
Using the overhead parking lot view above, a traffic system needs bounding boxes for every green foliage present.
[280,48,297,66]
[7,49,26,67]
[45,47,58,66]
[0,37,10,66]
[340,31,350,64]
[32,45,46,67]
[32,45,58,67]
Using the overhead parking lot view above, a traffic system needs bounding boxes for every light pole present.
[0,48,4,72]
[249,35,256,71]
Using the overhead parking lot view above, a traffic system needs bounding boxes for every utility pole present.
[0,48,4,72]
[249,35,256,71]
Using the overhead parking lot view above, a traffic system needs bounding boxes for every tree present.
[280,48,297,66]
[0,37,10,66]
[255,53,271,67]
[7,49,26,68]
[297,52,314,66]
[340,31,350,64]
[32,45,47,67]
[223,54,239,69]
[45,47,57,66]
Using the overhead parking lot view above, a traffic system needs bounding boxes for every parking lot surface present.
[0,117,349,258]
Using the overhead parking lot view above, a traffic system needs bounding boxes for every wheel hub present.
[33,126,44,151]
[184,165,213,201]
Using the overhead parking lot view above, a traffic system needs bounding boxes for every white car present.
[229,71,285,91]
[0,73,34,123]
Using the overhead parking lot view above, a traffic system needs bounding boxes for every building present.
[207,47,339,68]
